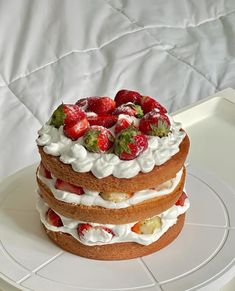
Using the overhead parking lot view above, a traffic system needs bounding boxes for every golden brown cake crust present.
[38,133,190,193]
[44,214,185,260]
[37,167,185,224]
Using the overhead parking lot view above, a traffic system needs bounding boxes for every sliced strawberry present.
[114,89,142,106]
[39,162,52,179]
[87,115,117,128]
[77,223,92,236]
[81,97,116,115]
[141,96,167,114]
[50,104,86,128]
[175,192,188,206]
[63,117,89,140]
[46,208,63,227]
[114,118,132,134]
[114,125,148,160]
[55,179,84,195]
[83,126,114,153]
[113,103,143,118]
[77,223,114,237]
[139,110,171,137]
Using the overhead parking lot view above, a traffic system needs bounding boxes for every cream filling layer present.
[37,197,189,246]
[36,115,186,179]
[37,168,183,209]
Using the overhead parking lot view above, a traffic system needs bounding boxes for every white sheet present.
[1,0,235,180]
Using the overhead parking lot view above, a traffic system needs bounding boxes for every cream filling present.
[37,196,189,246]
[36,115,186,179]
[37,168,183,209]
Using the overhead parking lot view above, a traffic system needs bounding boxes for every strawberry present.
[77,223,114,237]
[50,104,86,128]
[83,126,114,153]
[175,192,188,206]
[77,97,116,115]
[55,179,84,195]
[63,117,89,140]
[114,118,132,134]
[114,89,142,106]
[113,103,143,118]
[39,162,52,179]
[141,96,167,114]
[131,216,161,234]
[114,125,148,160]
[87,115,117,128]
[139,110,171,137]
[46,208,63,227]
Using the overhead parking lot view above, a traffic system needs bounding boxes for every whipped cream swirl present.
[37,197,189,246]
[37,168,183,209]
[36,115,186,179]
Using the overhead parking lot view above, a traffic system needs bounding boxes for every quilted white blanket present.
[1,0,235,179]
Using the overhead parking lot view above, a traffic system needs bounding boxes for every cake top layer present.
[36,89,186,179]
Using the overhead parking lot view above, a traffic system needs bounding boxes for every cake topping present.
[114,125,148,160]
[131,216,162,234]
[114,118,132,134]
[141,96,167,114]
[55,179,85,195]
[50,104,85,128]
[83,126,114,153]
[87,114,117,128]
[114,89,142,106]
[139,110,171,137]
[77,96,116,115]
[113,103,144,118]
[46,208,63,227]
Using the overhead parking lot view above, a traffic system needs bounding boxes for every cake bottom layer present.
[44,213,185,260]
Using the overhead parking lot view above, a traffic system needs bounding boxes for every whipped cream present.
[37,168,183,209]
[37,196,190,246]
[36,115,186,179]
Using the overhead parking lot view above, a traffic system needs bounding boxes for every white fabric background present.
[1,0,235,180]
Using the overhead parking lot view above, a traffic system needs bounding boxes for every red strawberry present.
[114,125,148,160]
[63,117,89,140]
[113,103,143,118]
[141,96,167,114]
[175,192,188,206]
[83,126,114,153]
[55,179,84,195]
[77,223,114,237]
[50,104,86,128]
[77,223,92,236]
[139,110,171,137]
[80,97,116,115]
[114,118,132,134]
[46,208,63,227]
[76,98,88,109]
[39,162,52,179]
[114,89,142,106]
[87,115,118,128]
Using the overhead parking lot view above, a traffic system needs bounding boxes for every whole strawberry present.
[77,97,115,115]
[87,115,117,128]
[114,118,132,134]
[114,125,148,160]
[139,110,171,137]
[113,103,143,118]
[63,117,89,140]
[141,96,167,114]
[114,89,142,106]
[50,104,85,128]
[83,126,114,153]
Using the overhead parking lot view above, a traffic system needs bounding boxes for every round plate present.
[0,165,234,291]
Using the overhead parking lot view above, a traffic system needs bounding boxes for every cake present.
[36,89,190,260]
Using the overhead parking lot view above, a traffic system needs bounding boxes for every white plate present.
[0,164,235,291]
